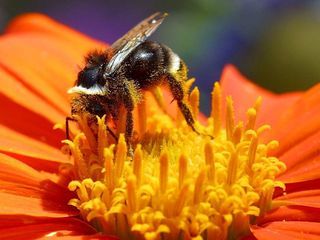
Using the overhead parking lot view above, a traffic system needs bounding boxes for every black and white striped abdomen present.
[160,44,183,74]
[124,40,186,89]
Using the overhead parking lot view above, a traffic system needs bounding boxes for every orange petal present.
[274,190,320,208]
[220,65,301,127]
[0,153,46,186]
[0,154,75,217]
[0,67,65,123]
[283,179,320,195]
[0,36,68,115]
[0,31,102,116]
[276,130,320,183]
[269,83,320,158]
[270,84,320,185]
[4,13,106,102]
[0,216,103,240]
[0,90,66,148]
[0,125,68,171]
[0,191,76,217]
[251,221,320,240]
[259,206,320,224]
[0,152,61,187]
[278,156,320,184]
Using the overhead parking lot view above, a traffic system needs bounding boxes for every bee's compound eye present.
[77,68,99,88]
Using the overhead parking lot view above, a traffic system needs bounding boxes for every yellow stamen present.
[175,183,189,216]
[64,82,287,240]
[204,141,215,184]
[97,115,108,164]
[232,121,243,144]
[245,108,257,131]
[247,135,258,175]
[75,114,97,152]
[190,87,199,119]
[159,150,169,194]
[226,148,238,185]
[133,144,143,186]
[245,97,262,131]
[127,175,137,213]
[179,154,188,189]
[185,78,196,93]
[193,168,206,205]
[226,96,235,140]
[104,145,115,190]
[254,96,262,113]
[115,134,127,181]
[211,82,221,137]
[62,133,88,179]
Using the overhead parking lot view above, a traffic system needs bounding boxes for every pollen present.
[63,83,286,240]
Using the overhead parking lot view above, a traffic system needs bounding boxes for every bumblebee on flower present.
[67,13,198,153]
[61,12,285,240]
[0,12,319,240]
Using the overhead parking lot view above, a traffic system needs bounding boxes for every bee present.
[67,12,198,149]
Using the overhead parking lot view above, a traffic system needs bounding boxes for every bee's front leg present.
[65,116,76,140]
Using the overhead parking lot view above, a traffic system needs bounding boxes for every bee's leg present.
[167,75,199,134]
[66,116,76,140]
[106,126,118,142]
[125,109,134,157]
[122,82,138,157]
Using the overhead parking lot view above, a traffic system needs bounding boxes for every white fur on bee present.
[168,51,181,73]
[68,85,106,95]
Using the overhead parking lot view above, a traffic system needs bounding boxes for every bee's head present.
[68,51,110,95]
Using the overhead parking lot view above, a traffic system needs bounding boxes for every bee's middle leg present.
[122,83,138,156]
[167,74,198,133]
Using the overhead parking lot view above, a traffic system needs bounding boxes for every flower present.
[0,13,320,240]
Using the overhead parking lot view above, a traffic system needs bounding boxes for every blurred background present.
[0,0,319,114]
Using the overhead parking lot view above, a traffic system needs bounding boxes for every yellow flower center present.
[62,82,286,240]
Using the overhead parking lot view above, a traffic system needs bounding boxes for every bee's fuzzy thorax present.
[85,50,110,68]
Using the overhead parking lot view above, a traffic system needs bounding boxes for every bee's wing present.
[105,12,167,75]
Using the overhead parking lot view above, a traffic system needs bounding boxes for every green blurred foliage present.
[241,9,320,92]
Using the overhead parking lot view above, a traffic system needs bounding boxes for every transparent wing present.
[105,12,167,75]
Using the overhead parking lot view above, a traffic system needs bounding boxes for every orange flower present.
[0,14,319,240]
